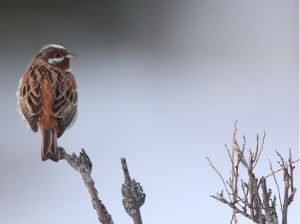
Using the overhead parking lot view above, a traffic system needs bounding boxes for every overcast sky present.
[0,1,298,223]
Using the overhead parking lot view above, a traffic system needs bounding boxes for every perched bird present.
[16,44,78,162]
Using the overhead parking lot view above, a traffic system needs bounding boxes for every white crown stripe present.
[41,44,66,51]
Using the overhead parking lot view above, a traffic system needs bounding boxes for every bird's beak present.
[66,53,77,59]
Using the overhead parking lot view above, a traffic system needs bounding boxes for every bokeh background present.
[0,1,298,223]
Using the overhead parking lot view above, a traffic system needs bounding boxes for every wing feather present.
[20,100,39,132]
[17,76,41,133]
[52,72,78,138]
[18,74,41,113]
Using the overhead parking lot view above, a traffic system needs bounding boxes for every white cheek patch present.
[65,68,72,72]
[48,57,64,65]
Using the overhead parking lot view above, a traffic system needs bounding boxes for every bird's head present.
[36,44,77,72]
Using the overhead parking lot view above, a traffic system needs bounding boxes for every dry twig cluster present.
[207,121,298,224]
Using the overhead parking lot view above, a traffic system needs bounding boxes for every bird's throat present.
[58,58,71,72]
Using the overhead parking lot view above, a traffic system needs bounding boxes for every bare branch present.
[275,151,297,224]
[264,159,300,179]
[225,144,232,163]
[252,131,266,171]
[260,177,279,224]
[288,188,297,205]
[288,149,294,193]
[121,158,145,224]
[210,195,254,221]
[208,122,298,224]
[58,147,113,224]
[276,151,285,168]
[253,134,259,164]
[241,179,250,211]
[230,213,235,224]
[268,159,282,213]
[232,142,249,170]
[231,121,238,224]
[248,153,255,221]
[282,175,289,224]
[207,157,232,202]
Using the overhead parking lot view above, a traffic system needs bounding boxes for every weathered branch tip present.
[58,146,113,224]
[121,157,145,224]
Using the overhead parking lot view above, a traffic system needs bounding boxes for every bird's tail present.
[41,128,58,162]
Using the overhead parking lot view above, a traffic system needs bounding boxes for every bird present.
[16,44,78,162]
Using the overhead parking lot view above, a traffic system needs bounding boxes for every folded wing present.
[17,76,41,132]
[52,73,78,138]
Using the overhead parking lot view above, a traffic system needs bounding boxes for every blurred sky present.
[0,1,298,224]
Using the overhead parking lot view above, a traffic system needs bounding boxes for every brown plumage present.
[17,44,78,162]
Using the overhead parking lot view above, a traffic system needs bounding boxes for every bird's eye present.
[55,53,61,57]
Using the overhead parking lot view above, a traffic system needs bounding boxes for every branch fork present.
[58,147,113,224]
[56,147,147,224]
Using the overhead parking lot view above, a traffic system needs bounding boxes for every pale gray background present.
[0,1,298,223]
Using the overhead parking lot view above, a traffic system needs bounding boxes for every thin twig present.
[210,195,254,222]
[253,134,259,163]
[287,149,296,207]
[264,159,300,179]
[269,159,282,213]
[252,131,266,171]
[276,151,285,167]
[207,157,232,202]
[230,213,234,224]
[225,144,232,163]
[288,149,294,193]
[241,179,249,210]
[232,143,249,170]
[231,121,237,224]
[248,151,255,221]
[282,175,289,224]
[288,188,297,205]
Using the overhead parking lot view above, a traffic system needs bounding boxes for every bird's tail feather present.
[41,128,58,162]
